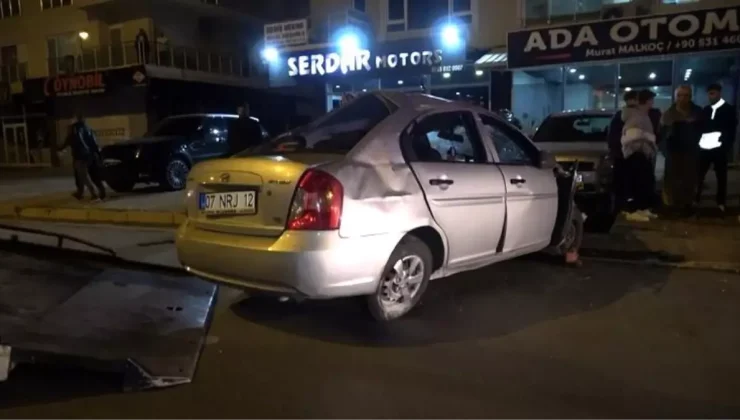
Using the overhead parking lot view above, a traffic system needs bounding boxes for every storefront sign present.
[44,72,106,97]
[264,19,308,47]
[287,49,443,77]
[507,6,740,69]
[24,66,147,101]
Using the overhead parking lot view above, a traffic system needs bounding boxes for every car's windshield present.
[533,115,612,143]
[238,94,398,156]
[150,117,204,137]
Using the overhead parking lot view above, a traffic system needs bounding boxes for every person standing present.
[135,28,150,64]
[696,83,738,213]
[227,103,264,155]
[60,114,106,201]
[660,85,704,216]
[620,89,659,222]
[607,90,638,211]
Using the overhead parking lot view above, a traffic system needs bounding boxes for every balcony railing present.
[48,41,252,78]
[0,63,28,83]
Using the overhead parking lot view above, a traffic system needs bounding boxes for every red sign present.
[44,72,106,97]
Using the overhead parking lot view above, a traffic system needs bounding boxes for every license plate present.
[199,191,257,215]
[102,159,122,167]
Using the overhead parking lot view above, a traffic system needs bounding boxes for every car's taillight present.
[287,169,343,231]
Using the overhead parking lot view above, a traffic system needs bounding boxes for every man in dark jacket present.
[697,83,738,212]
[607,90,638,210]
[60,114,106,200]
[661,85,704,215]
[135,29,150,64]
[227,103,264,155]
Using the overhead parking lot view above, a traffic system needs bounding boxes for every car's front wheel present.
[367,235,432,322]
[161,157,190,191]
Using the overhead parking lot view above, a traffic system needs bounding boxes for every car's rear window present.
[533,115,612,143]
[240,94,398,156]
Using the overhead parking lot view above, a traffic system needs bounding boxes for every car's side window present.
[403,111,487,164]
[204,117,228,144]
[479,114,538,166]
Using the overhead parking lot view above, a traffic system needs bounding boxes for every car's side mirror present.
[539,150,557,169]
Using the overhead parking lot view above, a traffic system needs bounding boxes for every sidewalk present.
[0,174,186,227]
[582,218,740,272]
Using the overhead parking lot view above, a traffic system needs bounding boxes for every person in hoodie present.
[696,83,738,213]
[59,113,106,201]
[606,90,638,210]
[620,89,659,222]
[660,85,703,216]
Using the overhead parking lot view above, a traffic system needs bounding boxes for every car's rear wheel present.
[106,177,136,193]
[367,235,432,322]
[161,157,190,191]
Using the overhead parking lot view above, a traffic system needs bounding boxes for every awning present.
[475,51,508,68]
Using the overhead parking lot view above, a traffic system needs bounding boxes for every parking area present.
[0,220,739,418]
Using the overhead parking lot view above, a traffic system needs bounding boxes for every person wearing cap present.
[696,83,738,213]
[660,85,704,216]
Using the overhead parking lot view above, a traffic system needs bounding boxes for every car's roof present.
[549,109,615,118]
[166,113,260,122]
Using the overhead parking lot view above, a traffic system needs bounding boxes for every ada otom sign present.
[507,6,740,69]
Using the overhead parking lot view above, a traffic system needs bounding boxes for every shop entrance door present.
[1,123,32,167]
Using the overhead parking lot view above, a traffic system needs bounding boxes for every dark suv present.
[100,114,268,192]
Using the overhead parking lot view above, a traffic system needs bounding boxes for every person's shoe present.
[72,192,83,201]
[625,212,650,222]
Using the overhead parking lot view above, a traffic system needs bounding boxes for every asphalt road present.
[1,251,739,418]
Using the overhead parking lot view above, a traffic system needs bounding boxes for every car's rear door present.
[403,111,507,269]
[478,113,558,254]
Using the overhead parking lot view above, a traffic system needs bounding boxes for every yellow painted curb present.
[6,206,186,227]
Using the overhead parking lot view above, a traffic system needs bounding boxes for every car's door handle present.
[429,178,454,186]
[510,178,526,185]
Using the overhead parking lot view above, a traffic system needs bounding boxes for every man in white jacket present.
[621,89,659,221]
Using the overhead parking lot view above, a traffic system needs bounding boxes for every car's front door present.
[404,111,507,269]
[478,113,558,254]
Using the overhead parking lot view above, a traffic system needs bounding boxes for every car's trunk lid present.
[186,153,341,237]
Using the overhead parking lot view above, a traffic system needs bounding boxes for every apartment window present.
[1,0,21,18]
[354,0,365,12]
[41,0,72,10]
[387,0,472,32]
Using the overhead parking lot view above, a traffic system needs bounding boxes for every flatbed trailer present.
[0,223,217,390]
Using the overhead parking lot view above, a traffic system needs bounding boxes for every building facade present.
[0,0,308,167]
[262,0,739,147]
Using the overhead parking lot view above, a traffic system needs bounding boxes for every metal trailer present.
[0,223,217,390]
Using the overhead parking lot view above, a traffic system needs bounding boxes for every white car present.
[176,92,583,321]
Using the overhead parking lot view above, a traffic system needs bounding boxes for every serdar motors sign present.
[507,5,740,69]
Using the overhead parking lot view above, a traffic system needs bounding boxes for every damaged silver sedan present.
[176,92,582,321]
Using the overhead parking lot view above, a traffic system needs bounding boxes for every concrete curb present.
[0,206,186,227]
[581,255,740,275]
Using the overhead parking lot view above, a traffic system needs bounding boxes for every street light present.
[261,46,279,63]
[78,31,89,41]
[441,23,461,49]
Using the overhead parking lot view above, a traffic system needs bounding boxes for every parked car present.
[175,92,584,322]
[532,110,617,233]
[100,113,269,192]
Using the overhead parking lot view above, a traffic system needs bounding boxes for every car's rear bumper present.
[175,221,402,299]
[102,159,153,182]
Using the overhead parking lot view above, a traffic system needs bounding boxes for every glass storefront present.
[511,51,740,135]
